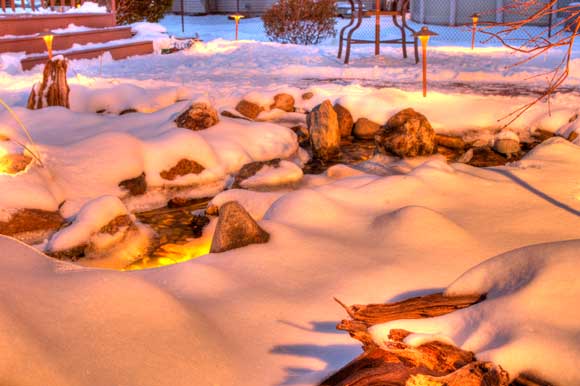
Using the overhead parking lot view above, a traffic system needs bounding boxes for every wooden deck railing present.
[0,0,116,13]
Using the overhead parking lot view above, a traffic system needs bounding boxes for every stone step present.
[0,12,115,36]
[0,26,132,54]
[20,40,154,70]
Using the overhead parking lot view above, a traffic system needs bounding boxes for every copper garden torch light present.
[229,14,245,40]
[471,13,480,50]
[42,33,54,60]
[229,0,245,41]
[415,26,438,98]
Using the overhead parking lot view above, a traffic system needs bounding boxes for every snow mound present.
[370,205,474,245]
[47,195,128,252]
[369,240,580,384]
[0,236,239,386]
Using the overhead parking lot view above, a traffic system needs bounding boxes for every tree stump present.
[27,58,70,110]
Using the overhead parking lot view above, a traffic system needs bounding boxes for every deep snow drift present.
[1,137,580,385]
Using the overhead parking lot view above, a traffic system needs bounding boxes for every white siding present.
[172,0,206,14]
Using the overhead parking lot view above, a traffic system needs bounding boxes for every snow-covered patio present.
[0,12,579,386]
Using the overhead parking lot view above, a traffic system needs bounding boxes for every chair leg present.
[401,14,419,64]
[393,15,407,59]
[345,0,364,64]
[338,0,356,59]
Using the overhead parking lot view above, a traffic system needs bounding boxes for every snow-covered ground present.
[0,13,579,386]
[2,137,580,386]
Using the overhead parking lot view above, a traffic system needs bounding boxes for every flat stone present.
[210,201,270,253]
[160,159,205,181]
[235,99,263,120]
[0,209,64,239]
[232,159,281,189]
[119,173,147,196]
[271,93,295,112]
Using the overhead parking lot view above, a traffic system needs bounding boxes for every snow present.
[0,101,298,215]
[1,137,580,385]
[494,129,520,142]
[0,12,579,386]
[369,240,580,384]
[47,195,128,252]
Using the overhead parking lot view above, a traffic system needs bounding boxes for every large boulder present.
[307,100,340,160]
[210,201,270,253]
[334,103,354,138]
[353,118,381,139]
[271,93,295,112]
[160,159,205,181]
[175,102,219,131]
[235,99,263,120]
[375,108,436,157]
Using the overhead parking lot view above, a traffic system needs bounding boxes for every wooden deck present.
[20,40,154,70]
[0,26,132,54]
[0,13,116,36]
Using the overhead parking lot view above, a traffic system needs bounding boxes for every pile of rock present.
[305,101,437,161]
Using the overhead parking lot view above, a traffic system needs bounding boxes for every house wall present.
[172,0,207,14]
[409,0,553,26]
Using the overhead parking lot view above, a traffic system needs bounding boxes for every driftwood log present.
[320,293,552,386]
[27,58,70,110]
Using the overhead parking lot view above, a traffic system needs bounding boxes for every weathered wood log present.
[319,328,508,386]
[322,292,551,386]
[335,293,485,349]
[27,58,70,110]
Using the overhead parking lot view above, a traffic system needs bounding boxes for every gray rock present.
[353,118,381,139]
[271,93,295,112]
[175,102,219,131]
[302,91,314,100]
[210,201,270,253]
[334,103,354,138]
[375,108,436,157]
[307,100,340,160]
